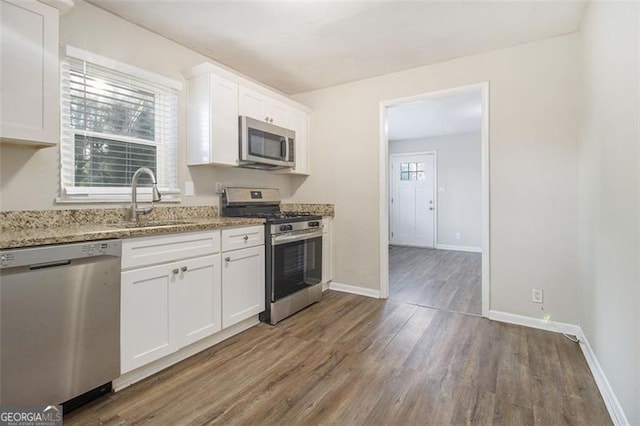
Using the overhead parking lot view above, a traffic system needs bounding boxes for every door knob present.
[225,257,231,262]
[243,235,249,241]
[172,268,179,274]
[181,266,188,272]
[429,207,434,211]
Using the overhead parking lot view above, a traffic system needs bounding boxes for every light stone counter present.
[0,206,263,249]
[281,203,334,217]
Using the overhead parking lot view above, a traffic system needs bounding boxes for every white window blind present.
[60,47,181,201]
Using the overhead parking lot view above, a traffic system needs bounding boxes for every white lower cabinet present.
[121,262,173,372]
[222,244,265,328]
[120,227,266,377]
[322,217,333,284]
[121,254,221,373]
[172,254,222,349]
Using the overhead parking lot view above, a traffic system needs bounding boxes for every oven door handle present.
[272,229,323,245]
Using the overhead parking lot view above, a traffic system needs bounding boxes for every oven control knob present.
[309,221,319,227]
[287,224,293,231]
[280,225,291,232]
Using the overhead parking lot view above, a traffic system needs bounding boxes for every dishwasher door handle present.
[29,260,71,270]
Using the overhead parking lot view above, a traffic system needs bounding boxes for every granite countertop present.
[0,203,334,250]
[281,203,334,217]
[0,207,264,250]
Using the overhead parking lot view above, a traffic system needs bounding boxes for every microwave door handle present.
[284,136,289,161]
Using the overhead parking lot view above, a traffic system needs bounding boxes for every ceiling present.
[88,1,586,95]
[387,88,482,140]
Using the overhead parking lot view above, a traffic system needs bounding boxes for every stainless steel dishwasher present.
[0,240,121,406]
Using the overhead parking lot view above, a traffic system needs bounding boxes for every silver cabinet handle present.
[265,116,269,122]
[172,268,179,274]
[225,257,231,262]
[270,118,274,123]
[243,235,249,241]
[181,266,188,272]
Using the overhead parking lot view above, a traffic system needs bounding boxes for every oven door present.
[271,229,323,301]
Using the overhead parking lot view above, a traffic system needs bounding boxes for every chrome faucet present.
[129,167,162,222]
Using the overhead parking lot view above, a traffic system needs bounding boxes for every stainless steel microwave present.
[239,116,295,170]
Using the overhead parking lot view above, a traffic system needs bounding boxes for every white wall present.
[293,33,580,323]
[579,2,639,423]
[390,132,481,249]
[0,0,293,212]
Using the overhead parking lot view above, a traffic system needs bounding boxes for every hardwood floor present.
[389,246,481,315]
[66,291,611,425]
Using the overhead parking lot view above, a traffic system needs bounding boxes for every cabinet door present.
[172,255,222,348]
[121,264,176,373]
[322,218,332,283]
[0,0,58,146]
[187,73,238,166]
[238,86,265,121]
[239,85,290,128]
[209,74,239,166]
[289,109,310,175]
[265,100,290,128]
[222,245,265,328]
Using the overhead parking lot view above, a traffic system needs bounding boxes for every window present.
[400,162,426,181]
[59,46,182,202]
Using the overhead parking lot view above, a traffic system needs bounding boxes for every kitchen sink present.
[108,220,198,229]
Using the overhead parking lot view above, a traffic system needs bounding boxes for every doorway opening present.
[379,83,490,317]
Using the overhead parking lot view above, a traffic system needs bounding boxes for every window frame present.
[57,46,182,203]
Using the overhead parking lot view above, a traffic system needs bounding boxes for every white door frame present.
[389,151,438,248]
[379,82,491,318]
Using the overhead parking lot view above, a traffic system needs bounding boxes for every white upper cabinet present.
[238,86,290,128]
[287,108,310,176]
[186,72,239,166]
[184,62,311,175]
[1,0,60,147]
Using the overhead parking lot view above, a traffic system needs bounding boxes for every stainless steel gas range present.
[222,187,323,324]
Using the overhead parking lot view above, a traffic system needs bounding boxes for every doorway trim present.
[378,82,490,318]
[389,151,438,249]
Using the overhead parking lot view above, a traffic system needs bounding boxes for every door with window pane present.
[390,153,435,247]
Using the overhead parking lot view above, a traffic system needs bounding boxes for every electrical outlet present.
[184,181,194,197]
[532,288,544,304]
[215,182,223,194]
[455,232,461,240]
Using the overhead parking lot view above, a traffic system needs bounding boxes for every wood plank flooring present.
[66,291,611,425]
[389,246,481,315]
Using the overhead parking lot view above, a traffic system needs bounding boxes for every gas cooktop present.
[239,212,322,224]
[221,187,321,224]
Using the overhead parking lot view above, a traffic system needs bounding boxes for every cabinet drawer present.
[122,230,220,270]
[221,225,264,252]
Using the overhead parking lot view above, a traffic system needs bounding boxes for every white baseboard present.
[322,281,330,292]
[328,281,381,299]
[488,310,581,335]
[113,316,259,392]
[577,332,630,425]
[489,310,628,425]
[436,244,482,253]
